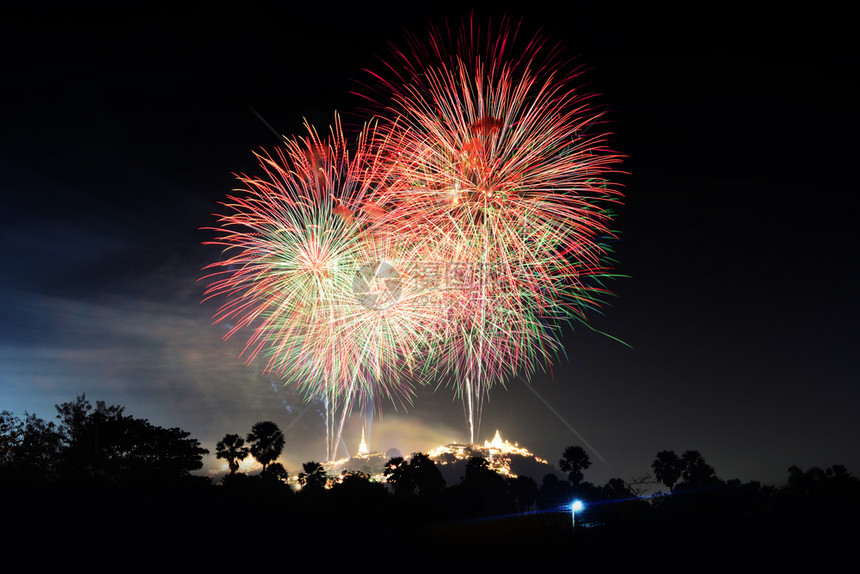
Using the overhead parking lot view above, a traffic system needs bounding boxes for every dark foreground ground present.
[4,482,852,567]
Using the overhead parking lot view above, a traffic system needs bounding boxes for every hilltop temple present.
[329,428,549,478]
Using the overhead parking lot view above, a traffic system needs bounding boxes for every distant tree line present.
[3,396,858,556]
[1,394,208,486]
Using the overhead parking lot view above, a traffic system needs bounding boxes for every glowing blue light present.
[571,500,584,512]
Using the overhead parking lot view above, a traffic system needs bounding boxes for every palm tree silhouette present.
[652,450,683,493]
[559,445,591,486]
[246,421,285,473]
[215,433,250,474]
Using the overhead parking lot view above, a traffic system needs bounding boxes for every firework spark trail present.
[517,375,609,467]
[363,17,625,441]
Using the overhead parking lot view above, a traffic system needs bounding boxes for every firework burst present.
[362,17,625,440]
[202,115,437,458]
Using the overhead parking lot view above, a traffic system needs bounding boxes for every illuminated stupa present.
[358,427,369,456]
[326,427,388,479]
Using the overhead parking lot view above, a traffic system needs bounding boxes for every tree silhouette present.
[0,411,61,483]
[408,452,445,496]
[1,411,23,467]
[652,450,683,493]
[603,477,634,499]
[679,450,718,488]
[55,394,101,446]
[50,395,208,484]
[262,462,289,483]
[382,453,445,499]
[20,413,62,481]
[383,456,415,496]
[457,456,513,517]
[330,470,389,524]
[216,433,250,475]
[246,421,285,473]
[298,461,328,493]
[464,455,493,479]
[786,464,859,498]
[55,394,123,479]
[559,445,591,485]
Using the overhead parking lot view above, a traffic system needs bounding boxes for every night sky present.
[1,3,857,487]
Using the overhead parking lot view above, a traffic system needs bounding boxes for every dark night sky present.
[1,3,857,486]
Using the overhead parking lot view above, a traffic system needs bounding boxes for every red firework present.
[360,17,625,440]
